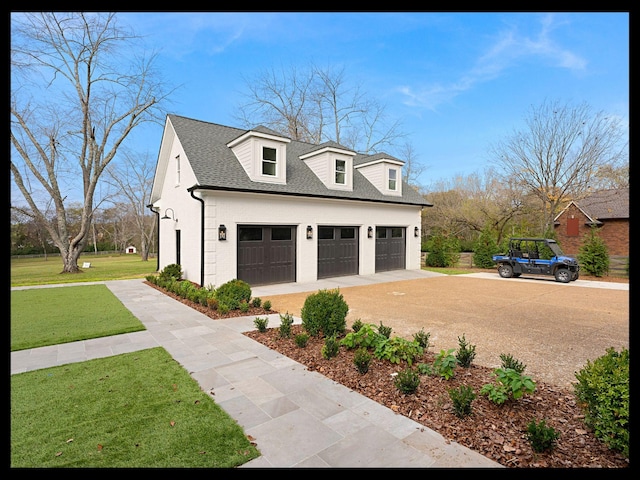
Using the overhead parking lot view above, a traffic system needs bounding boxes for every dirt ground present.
[259,275,629,389]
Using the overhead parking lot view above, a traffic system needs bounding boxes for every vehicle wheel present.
[571,272,579,281]
[555,269,571,283]
[498,264,514,278]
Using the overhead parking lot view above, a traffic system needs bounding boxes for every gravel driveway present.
[260,274,629,389]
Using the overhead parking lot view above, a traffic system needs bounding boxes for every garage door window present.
[239,227,262,241]
[319,227,334,240]
[391,228,403,238]
[341,227,355,239]
[272,227,292,241]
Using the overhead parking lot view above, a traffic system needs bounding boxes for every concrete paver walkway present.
[11,273,502,468]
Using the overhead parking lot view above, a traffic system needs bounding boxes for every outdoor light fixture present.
[367,226,373,238]
[161,208,177,222]
[414,226,419,237]
[218,224,227,241]
[306,225,313,239]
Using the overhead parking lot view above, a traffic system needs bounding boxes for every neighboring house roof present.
[554,188,629,224]
[167,114,432,207]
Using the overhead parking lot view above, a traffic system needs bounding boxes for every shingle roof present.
[577,188,629,220]
[169,114,431,207]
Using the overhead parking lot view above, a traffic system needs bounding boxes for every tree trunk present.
[60,246,83,274]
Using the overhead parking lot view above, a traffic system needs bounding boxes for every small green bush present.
[251,297,262,308]
[295,332,310,348]
[300,289,348,337]
[525,419,560,453]
[394,367,420,394]
[321,335,340,359]
[215,279,252,310]
[160,263,182,280]
[253,317,269,332]
[263,300,271,311]
[351,318,364,332]
[432,348,457,380]
[500,353,526,373]
[376,322,392,338]
[353,347,372,374]
[577,227,610,277]
[278,312,294,338]
[239,300,250,313]
[456,334,476,368]
[413,328,431,349]
[449,385,476,418]
[574,347,629,457]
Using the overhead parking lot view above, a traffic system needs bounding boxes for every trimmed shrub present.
[300,288,348,337]
[215,279,252,310]
[160,263,182,280]
[574,347,629,457]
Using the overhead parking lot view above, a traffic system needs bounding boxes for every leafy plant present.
[321,335,340,359]
[416,363,432,375]
[278,312,294,338]
[353,347,372,374]
[340,323,382,350]
[456,334,476,368]
[449,385,476,418]
[159,263,182,281]
[472,226,500,269]
[263,300,271,311]
[500,353,526,373]
[432,348,457,380]
[253,316,269,332]
[481,368,536,404]
[251,297,262,308]
[373,336,424,365]
[526,419,560,453]
[574,347,629,457]
[295,332,310,348]
[300,289,348,337]
[394,367,420,394]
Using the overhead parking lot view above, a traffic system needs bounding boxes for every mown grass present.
[11,284,145,351]
[11,254,158,287]
[11,347,260,468]
[10,256,261,468]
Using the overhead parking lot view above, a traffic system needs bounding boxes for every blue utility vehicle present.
[492,238,579,283]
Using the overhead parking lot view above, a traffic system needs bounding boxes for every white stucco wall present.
[188,190,423,288]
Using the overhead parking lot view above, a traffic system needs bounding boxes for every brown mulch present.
[144,279,629,469]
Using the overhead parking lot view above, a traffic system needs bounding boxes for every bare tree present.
[10,12,169,274]
[105,149,157,261]
[396,140,428,191]
[234,62,406,154]
[489,99,627,232]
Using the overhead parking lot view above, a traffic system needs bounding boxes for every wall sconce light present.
[218,224,227,241]
[414,226,419,237]
[161,208,177,222]
[367,226,373,238]
[306,225,313,240]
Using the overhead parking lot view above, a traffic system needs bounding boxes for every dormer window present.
[262,147,277,176]
[335,159,346,185]
[388,168,398,191]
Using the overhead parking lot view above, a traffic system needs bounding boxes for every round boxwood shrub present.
[215,279,252,310]
[300,288,348,337]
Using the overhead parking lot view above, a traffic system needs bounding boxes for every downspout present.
[189,189,205,287]
[147,205,161,273]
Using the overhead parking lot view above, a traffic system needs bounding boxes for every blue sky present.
[12,12,630,202]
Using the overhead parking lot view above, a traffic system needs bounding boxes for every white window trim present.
[334,158,347,185]
[175,154,181,186]
[388,167,398,191]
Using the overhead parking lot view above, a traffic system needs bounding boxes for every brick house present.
[553,188,629,257]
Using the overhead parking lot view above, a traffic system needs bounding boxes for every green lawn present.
[11,254,158,287]
[11,284,146,351]
[11,348,260,468]
[10,256,262,468]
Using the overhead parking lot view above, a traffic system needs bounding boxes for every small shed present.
[126,245,137,254]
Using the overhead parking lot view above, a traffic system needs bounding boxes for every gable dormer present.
[299,143,356,191]
[355,154,404,196]
[227,127,291,185]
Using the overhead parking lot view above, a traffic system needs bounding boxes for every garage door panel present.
[375,227,405,272]
[318,226,359,279]
[237,226,295,286]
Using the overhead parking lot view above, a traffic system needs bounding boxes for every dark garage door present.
[375,226,405,272]
[317,226,359,279]
[237,225,296,286]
